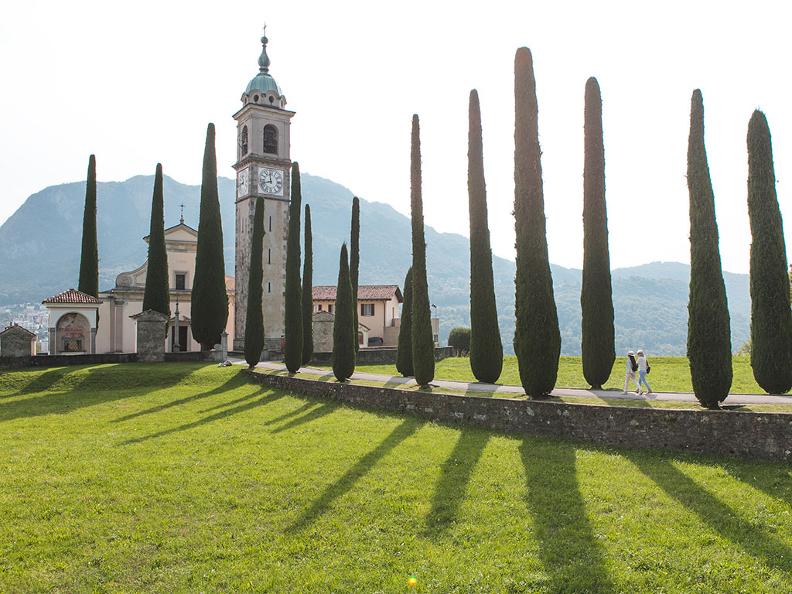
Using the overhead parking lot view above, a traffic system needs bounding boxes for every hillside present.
[0,174,750,354]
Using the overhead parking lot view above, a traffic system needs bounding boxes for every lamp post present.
[173,298,181,352]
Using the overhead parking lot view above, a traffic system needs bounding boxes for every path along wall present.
[245,371,792,462]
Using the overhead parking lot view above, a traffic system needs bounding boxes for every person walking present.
[636,349,653,395]
[623,350,639,394]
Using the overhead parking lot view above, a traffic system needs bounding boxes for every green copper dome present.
[245,72,282,96]
[242,29,285,107]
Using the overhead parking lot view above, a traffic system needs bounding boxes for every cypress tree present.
[244,196,265,368]
[78,154,99,297]
[191,123,228,350]
[301,204,314,365]
[350,196,361,352]
[396,267,414,377]
[409,115,435,387]
[332,243,356,382]
[580,77,615,390]
[468,89,503,384]
[142,163,171,318]
[284,162,304,373]
[747,110,792,394]
[686,90,733,408]
[513,48,561,398]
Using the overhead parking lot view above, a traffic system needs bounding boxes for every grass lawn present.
[1,363,791,592]
[327,355,777,395]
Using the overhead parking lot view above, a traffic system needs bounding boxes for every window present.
[269,216,272,232]
[328,304,334,314]
[175,273,186,291]
[263,125,278,154]
[317,304,323,312]
[361,303,375,316]
[239,125,248,157]
[268,248,271,264]
[268,282,271,293]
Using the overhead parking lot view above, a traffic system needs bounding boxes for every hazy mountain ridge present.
[0,174,750,354]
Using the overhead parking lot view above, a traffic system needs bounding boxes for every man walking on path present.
[636,349,653,395]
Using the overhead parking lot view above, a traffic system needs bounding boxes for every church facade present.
[232,30,294,352]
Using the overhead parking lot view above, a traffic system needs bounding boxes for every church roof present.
[0,323,36,338]
[313,285,403,302]
[42,288,102,305]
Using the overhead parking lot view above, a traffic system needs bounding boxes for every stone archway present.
[56,312,90,354]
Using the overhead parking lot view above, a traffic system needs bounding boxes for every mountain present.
[0,174,750,355]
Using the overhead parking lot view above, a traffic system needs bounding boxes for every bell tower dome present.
[232,27,296,352]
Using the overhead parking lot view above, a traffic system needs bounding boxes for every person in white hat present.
[623,350,639,394]
[636,349,653,395]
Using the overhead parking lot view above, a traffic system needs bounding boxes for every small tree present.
[747,110,792,394]
[142,163,171,318]
[350,196,361,352]
[396,267,414,377]
[686,90,732,408]
[191,123,228,350]
[468,89,503,383]
[78,154,99,298]
[409,115,435,387]
[332,243,356,382]
[448,327,471,356]
[581,77,615,390]
[301,204,314,365]
[513,48,560,398]
[244,196,265,368]
[284,162,304,373]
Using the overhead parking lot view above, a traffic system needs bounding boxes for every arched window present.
[239,126,248,157]
[263,125,278,154]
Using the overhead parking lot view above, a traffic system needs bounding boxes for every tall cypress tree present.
[142,163,171,318]
[396,267,414,377]
[350,196,361,352]
[687,90,733,408]
[580,77,615,390]
[747,110,792,394]
[244,196,265,368]
[467,89,503,384]
[78,154,99,298]
[284,162,304,373]
[410,115,435,387]
[191,123,228,350]
[301,204,314,365]
[332,243,356,382]
[513,48,560,398]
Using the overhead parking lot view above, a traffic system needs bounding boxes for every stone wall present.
[0,353,139,369]
[310,346,454,365]
[245,371,792,462]
[0,325,36,357]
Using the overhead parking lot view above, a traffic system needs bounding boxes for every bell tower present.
[233,27,295,352]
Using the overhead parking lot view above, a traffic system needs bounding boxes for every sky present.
[0,0,790,274]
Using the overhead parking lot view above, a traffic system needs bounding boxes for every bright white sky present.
[1,0,790,274]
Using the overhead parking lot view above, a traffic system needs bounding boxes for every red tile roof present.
[42,288,102,305]
[313,285,402,302]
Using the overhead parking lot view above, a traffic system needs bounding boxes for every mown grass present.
[0,363,790,592]
[325,355,778,394]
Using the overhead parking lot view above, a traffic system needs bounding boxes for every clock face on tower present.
[237,168,249,198]
[259,166,285,196]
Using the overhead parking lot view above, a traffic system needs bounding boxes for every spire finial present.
[258,24,271,73]
[179,203,185,225]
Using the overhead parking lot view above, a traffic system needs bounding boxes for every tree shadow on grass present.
[0,364,195,423]
[113,371,248,423]
[262,401,318,426]
[423,429,490,538]
[631,454,792,577]
[287,417,422,533]
[725,463,792,507]
[120,387,282,445]
[8,366,75,396]
[270,401,339,434]
[520,441,614,593]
